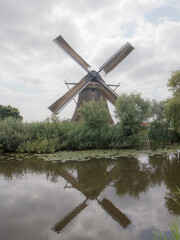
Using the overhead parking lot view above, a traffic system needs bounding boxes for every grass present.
[154,186,180,240]
[154,221,180,240]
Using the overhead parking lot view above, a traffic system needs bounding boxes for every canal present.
[0,152,180,240]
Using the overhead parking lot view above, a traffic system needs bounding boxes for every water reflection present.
[148,155,180,215]
[0,154,180,240]
[52,161,131,232]
[114,158,150,198]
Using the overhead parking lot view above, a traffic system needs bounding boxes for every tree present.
[148,100,172,146]
[150,100,166,122]
[79,99,111,147]
[115,93,150,136]
[167,70,180,96]
[79,99,110,129]
[0,105,23,120]
[148,121,172,146]
[166,95,180,133]
[166,70,180,134]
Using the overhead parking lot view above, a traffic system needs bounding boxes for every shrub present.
[148,121,173,147]
[0,118,29,152]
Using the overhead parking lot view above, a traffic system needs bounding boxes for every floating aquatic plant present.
[0,146,179,163]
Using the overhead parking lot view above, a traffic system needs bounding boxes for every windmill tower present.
[49,35,134,122]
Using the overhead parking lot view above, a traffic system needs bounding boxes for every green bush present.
[0,118,30,152]
[17,138,57,153]
[0,105,23,120]
[148,121,173,147]
[0,117,151,153]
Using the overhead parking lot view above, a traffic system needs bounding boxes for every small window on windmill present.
[92,89,94,95]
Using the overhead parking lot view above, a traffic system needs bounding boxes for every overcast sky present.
[0,0,180,121]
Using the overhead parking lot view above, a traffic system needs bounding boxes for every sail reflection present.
[53,162,131,232]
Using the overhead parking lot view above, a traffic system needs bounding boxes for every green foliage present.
[150,100,166,122]
[109,124,141,148]
[0,118,29,152]
[154,220,180,240]
[64,121,112,149]
[148,100,174,146]
[66,123,97,149]
[115,93,150,136]
[19,120,73,153]
[0,118,63,153]
[166,95,180,134]
[148,121,172,147]
[168,70,180,96]
[0,105,23,120]
[79,98,110,129]
[79,99,111,147]
[18,138,57,154]
[166,70,180,136]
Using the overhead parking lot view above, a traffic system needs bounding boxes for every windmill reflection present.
[53,199,88,234]
[52,162,131,233]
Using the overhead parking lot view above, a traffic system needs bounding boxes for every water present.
[0,153,180,240]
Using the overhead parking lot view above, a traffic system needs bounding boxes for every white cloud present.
[0,0,179,121]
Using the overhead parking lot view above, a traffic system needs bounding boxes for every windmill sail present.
[98,81,118,105]
[53,200,88,233]
[99,42,134,75]
[98,198,131,228]
[49,76,89,113]
[53,35,91,72]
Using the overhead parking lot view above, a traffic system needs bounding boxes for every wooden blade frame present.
[53,200,88,233]
[49,76,89,113]
[53,35,91,73]
[98,198,131,228]
[98,80,118,105]
[99,42,134,75]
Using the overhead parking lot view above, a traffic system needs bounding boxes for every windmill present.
[48,35,134,122]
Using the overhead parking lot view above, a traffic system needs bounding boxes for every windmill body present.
[49,35,134,121]
[71,71,114,122]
